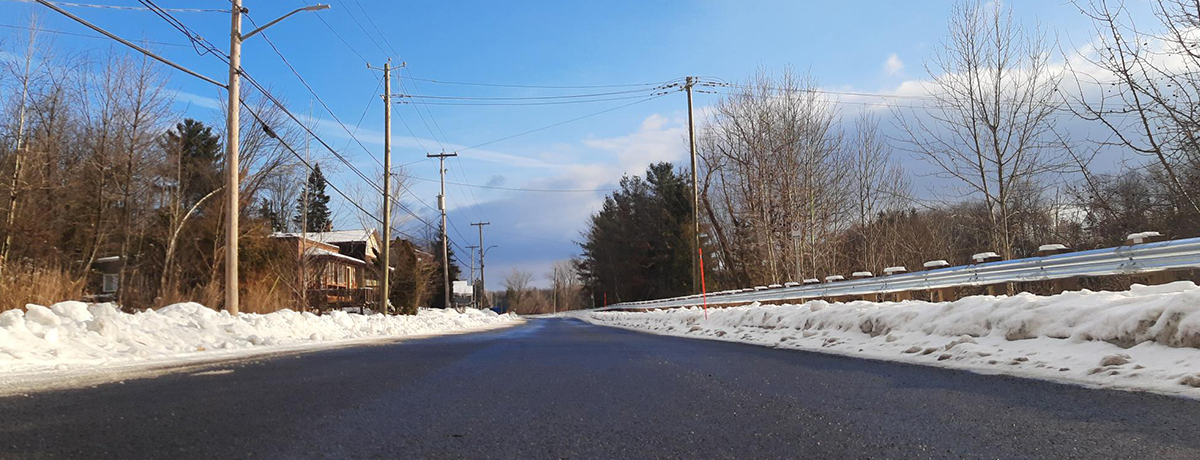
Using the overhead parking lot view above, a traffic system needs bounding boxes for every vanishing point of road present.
[2,318,1198,459]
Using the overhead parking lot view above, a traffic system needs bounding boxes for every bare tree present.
[0,14,45,275]
[848,114,910,271]
[895,0,1066,259]
[549,259,580,312]
[698,68,849,285]
[502,267,533,313]
[1065,0,1200,227]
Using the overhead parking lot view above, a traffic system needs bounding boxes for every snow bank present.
[586,282,1200,398]
[0,302,520,374]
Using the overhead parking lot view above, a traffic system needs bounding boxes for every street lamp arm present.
[241,4,330,41]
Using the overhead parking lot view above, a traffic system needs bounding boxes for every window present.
[102,274,118,293]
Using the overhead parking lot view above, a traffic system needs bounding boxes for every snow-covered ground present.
[0,302,521,381]
[585,281,1200,398]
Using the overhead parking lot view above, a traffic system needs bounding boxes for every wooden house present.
[272,229,384,311]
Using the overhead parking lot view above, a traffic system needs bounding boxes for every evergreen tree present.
[293,164,332,232]
[577,162,693,304]
[162,118,222,210]
[428,225,461,308]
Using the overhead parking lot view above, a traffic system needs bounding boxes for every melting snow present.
[585,281,1200,398]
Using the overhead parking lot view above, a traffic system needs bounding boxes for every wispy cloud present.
[884,53,905,76]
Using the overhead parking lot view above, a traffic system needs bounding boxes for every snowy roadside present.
[0,302,522,393]
[584,282,1200,399]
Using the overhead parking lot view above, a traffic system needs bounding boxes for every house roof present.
[304,246,367,266]
[273,229,378,245]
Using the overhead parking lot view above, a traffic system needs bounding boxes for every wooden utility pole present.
[471,221,490,308]
[685,76,700,294]
[225,0,243,315]
[301,100,311,312]
[380,60,392,314]
[428,151,457,309]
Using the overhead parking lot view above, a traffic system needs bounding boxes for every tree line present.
[576,0,1200,304]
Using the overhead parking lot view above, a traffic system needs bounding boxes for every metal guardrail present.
[599,237,1200,311]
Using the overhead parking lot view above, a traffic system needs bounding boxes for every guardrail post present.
[986,284,1004,296]
[1050,277,1080,294]
[931,287,956,303]
[1144,271,1175,286]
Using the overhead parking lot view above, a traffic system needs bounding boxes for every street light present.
[224,2,328,315]
[242,4,330,40]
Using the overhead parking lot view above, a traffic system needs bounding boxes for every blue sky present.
[0,0,1155,289]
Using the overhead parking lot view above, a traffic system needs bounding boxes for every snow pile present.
[587,281,1200,397]
[0,302,520,373]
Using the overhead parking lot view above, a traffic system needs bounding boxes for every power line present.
[137,0,226,58]
[334,0,390,58]
[244,13,385,170]
[399,75,678,90]
[34,0,455,250]
[3,0,226,12]
[310,11,368,64]
[34,0,224,86]
[348,0,398,57]
[407,176,617,193]
[398,87,669,101]
[459,92,673,152]
[244,102,428,244]
[0,22,191,47]
[137,6,441,237]
[400,94,676,107]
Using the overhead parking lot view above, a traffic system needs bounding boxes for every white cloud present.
[884,53,905,76]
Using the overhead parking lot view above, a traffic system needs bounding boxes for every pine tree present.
[577,162,693,303]
[428,225,461,309]
[162,118,222,210]
[293,164,332,232]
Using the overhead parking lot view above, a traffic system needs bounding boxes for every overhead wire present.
[407,176,617,193]
[398,75,676,90]
[4,0,226,12]
[37,0,488,257]
[139,3,459,249]
[459,92,674,152]
[0,22,191,48]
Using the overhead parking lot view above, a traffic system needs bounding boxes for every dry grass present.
[0,263,84,313]
[240,277,300,314]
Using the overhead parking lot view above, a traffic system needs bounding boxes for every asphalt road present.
[2,318,1200,459]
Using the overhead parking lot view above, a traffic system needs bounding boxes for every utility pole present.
[224,0,243,315]
[685,76,700,295]
[223,2,329,315]
[301,100,311,312]
[471,221,490,308]
[552,266,558,314]
[428,151,457,309]
[466,245,478,308]
[380,60,392,314]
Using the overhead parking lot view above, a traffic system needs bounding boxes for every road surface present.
[2,318,1199,458]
